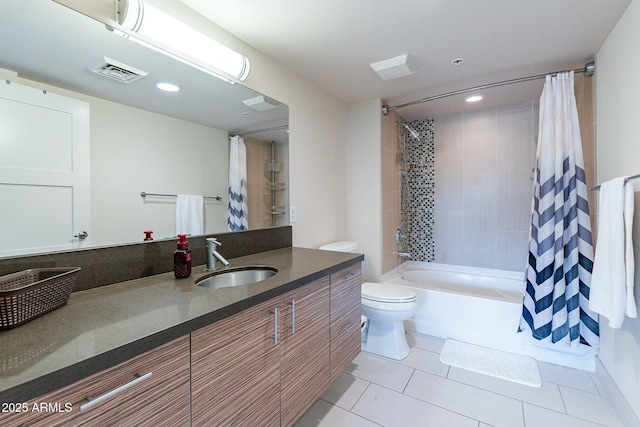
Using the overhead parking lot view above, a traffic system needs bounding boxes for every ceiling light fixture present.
[155,82,180,92]
[465,95,484,103]
[115,0,250,82]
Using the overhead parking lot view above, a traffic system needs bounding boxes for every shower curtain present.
[228,135,248,231]
[519,71,599,347]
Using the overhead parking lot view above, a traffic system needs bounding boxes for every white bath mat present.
[440,339,542,388]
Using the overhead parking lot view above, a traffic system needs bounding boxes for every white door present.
[0,81,90,256]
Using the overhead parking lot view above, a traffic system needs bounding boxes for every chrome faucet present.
[206,238,231,271]
[398,252,412,259]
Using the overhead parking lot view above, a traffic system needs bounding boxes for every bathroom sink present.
[196,266,278,289]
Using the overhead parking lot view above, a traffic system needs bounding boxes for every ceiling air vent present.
[370,54,418,80]
[242,95,280,112]
[89,57,148,84]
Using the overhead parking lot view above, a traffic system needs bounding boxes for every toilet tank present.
[319,241,358,253]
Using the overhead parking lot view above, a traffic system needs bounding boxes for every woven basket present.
[0,267,81,330]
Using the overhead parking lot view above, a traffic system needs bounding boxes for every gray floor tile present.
[320,372,370,411]
[352,383,477,427]
[405,369,525,427]
[345,351,414,392]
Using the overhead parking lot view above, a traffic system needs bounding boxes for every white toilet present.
[319,241,418,360]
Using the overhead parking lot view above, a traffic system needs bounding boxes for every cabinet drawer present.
[330,306,361,381]
[1,336,190,427]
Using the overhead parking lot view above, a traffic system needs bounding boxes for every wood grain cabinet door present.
[279,276,331,427]
[191,298,281,427]
[330,264,362,381]
[0,335,190,427]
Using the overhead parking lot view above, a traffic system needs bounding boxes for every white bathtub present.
[383,261,598,371]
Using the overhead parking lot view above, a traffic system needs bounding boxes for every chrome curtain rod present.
[140,192,222,201]
[381,61,596,115]
[589,174,640,191]
[229,124,289,139]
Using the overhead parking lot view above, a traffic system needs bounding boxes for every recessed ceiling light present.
[155,82,180,92]
[466,95,483,103]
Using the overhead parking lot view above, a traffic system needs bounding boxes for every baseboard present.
[595,357,640,427]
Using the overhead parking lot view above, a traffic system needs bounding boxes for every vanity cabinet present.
[330,264,362,381]
[1,258,362,427]
[1,336,190,427]
[279,276,331,427]
[191,267,358,427]
[191,298,281,427]
[191,276,331,427]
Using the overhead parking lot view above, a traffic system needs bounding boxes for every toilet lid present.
[362,282,416,303]
[319,241,358,252]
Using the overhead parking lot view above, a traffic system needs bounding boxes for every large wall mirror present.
[0,0,289,258]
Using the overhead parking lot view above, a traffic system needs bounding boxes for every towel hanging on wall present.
[176,194,204,235]
[228,135,248,231]
[589,177,637,328]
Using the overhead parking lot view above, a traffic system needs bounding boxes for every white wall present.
[191,6,350,249]
[345,99,383,281]
[90,99,229,245]
[596,0,640,422]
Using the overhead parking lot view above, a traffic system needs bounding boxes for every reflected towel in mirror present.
[176,194,204,235]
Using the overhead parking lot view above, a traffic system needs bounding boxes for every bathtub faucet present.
[398,252,412,259]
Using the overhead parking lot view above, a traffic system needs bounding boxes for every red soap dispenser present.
[174,234,192,278]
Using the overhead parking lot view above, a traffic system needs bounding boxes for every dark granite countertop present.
[0,247,364,403]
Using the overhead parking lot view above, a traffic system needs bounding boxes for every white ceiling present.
[1,1,631,126]
[180,0,631,120]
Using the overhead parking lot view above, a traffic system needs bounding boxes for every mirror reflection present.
[0,0,289,257]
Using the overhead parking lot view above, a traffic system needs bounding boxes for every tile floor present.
[295,332,625,427]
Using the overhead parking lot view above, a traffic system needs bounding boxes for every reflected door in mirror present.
[0,81,90,256]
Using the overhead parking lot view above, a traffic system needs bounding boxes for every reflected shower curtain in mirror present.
[228,135,249,231]
[519,71,599,347]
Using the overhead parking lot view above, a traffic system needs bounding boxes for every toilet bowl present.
[361,282,417,360]
[318,241,418,360]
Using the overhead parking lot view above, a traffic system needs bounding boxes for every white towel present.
[176,194,204,236]
[589,177,637,328]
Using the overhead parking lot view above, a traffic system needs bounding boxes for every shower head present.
[401,123,420,141]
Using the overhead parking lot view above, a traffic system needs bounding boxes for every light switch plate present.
[289,206,296,223]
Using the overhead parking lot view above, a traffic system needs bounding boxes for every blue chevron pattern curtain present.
[519,71,599,347]
[228,135,248,231]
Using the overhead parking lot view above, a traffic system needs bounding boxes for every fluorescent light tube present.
[117,0,250,81]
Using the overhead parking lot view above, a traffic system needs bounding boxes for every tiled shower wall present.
[434,102,537,271]
[381,110,403,274]
[400,118,436,262]
[433,79,596,272]
[381,114,436,272]
[381,73,595,275]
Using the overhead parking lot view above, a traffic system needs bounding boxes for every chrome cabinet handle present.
[343,273,358,281]
[80,372,152,411]
[289,300,296,334]
[271,308,278,345]
[342,321,357,333]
